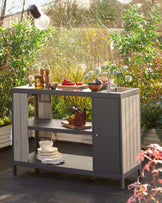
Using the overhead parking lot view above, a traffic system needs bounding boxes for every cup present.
[39,140,53,152]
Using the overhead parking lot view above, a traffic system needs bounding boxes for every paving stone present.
[0,143,161,203]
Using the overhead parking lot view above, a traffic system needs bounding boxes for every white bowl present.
[39,140,53,152]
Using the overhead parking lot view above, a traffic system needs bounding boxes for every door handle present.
[96,134,99,137]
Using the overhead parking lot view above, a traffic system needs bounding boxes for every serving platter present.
[61,121,91,130]
[58,84,88,89]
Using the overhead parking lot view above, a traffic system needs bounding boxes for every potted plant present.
[127,144,162,203]
[141,99,162,149]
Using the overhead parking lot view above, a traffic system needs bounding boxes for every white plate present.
[37,147,58,153]
[37,151,59,156]
[37,151,58,156]
[37,152,62,161]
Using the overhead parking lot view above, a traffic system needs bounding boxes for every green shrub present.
[111,6,162,105]
[28,104,35,118]
[0,17,49,118]
[141,98,162,141]
[52,96,92,121]
[0,116,12,127]
[47,0,121,28]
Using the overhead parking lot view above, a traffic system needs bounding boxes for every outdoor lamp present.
[29,4,50,30]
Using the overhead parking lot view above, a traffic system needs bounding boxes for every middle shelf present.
[28,118,93,135]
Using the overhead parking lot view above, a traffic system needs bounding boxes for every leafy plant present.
[89,0,121,27]
[47,0,121,28]
[127,144,162,203]
[0,116,11,127]
[52,96,73,119]
[0,17,49,119]
[52,96,92,121]
[141,99,162,141]
[28,104,35,118]
[111,6,160,64]
[111,5,161,105]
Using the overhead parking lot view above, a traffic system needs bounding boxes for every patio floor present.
[0,139,159,203]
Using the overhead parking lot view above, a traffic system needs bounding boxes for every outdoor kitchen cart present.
[12,85,141,189]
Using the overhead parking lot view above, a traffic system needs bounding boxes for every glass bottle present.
[35,74,43,89]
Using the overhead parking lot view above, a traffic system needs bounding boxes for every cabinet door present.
[93,97,120,174]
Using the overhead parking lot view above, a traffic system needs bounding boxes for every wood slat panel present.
[122,93,141,173]
[129,95,134,169]
[136,94,141,166]
[38,94,53,140]
[20,94,29,162]
[126,96,130,172]
[0,142,11,149]
[13,93,21,161]
[0,125,11,133]
[121,97,126,173]
[132,94,137,167]
[38,95,52,119]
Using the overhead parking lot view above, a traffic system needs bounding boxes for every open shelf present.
[28,118,92,135]
[29,152,93,173]
[27,141,93,174]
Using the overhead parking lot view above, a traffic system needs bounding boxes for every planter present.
[0,125,12,149]
[0,119,35,149]
[141,129,162,149]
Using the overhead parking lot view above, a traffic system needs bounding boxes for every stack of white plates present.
[36,147,63,164]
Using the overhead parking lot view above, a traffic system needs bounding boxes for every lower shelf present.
[13,141,141,189]
[29,152,93,173]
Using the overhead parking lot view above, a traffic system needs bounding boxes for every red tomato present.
[76,82,83,85]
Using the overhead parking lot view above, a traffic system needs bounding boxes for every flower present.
[84,71,94,81]
[125,75,132,83]
[94,66,101,76]
[28,75,34,84]
[84,73,90,81]
[110,40,115,50]
[121,65,128,73]
[145,67,152,73]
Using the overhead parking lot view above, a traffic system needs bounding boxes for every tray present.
[61,121,91,130]
[58,84,88,89]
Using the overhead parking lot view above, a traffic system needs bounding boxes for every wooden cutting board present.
[58,84,88,89]
[61,121,91,130]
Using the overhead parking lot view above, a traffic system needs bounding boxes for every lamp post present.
[29,4,50,30]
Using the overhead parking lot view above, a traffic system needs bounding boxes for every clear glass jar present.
[35,74,43,89]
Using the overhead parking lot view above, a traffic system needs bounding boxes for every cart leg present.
[13,165,17,175]
[138,167,142,181]
[35,131,39,150]
[35,168,39,174]
[121,176,125,189]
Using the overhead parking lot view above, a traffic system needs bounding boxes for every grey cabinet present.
[93,98,120,174]
[12,85,141,189]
